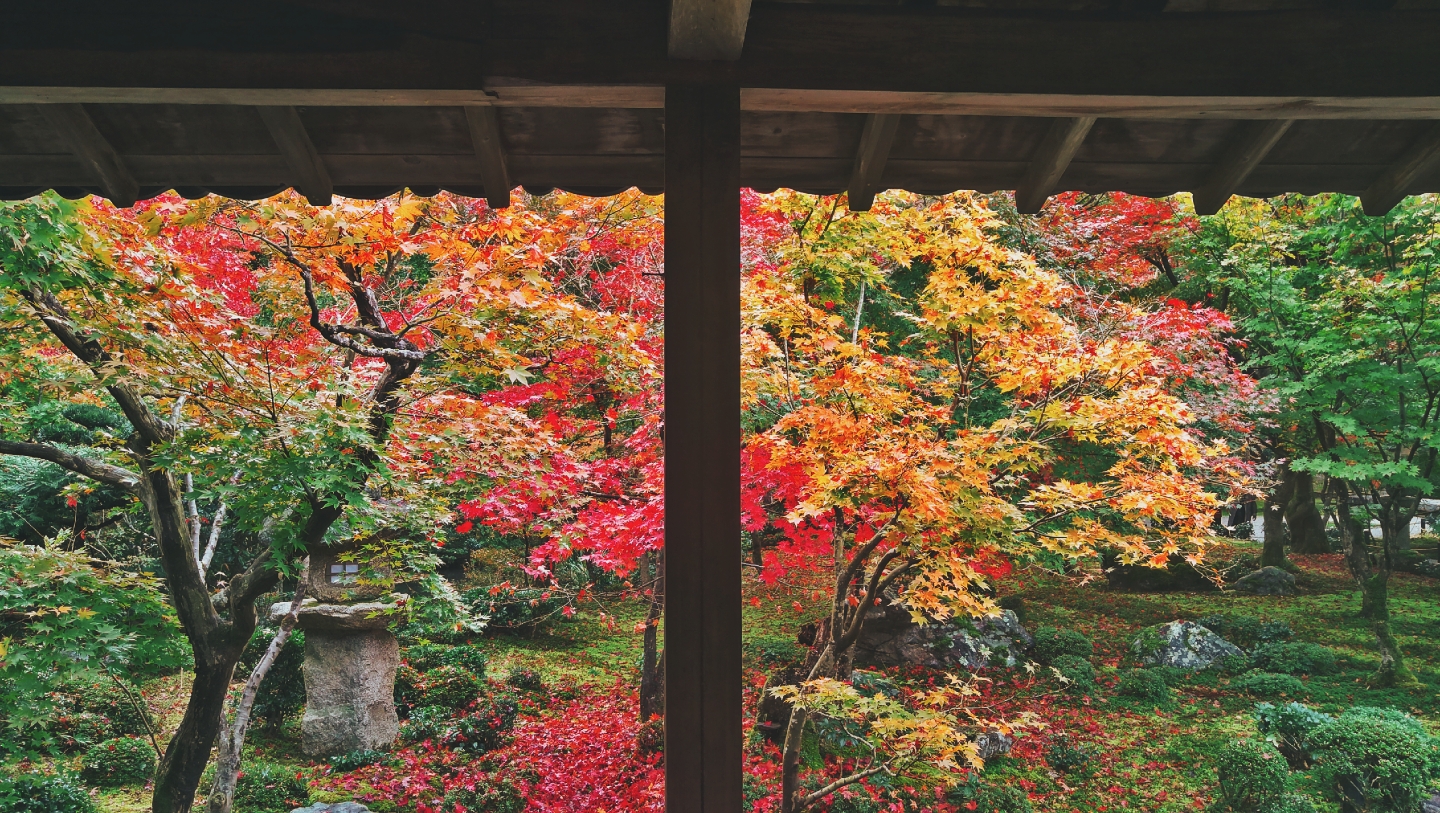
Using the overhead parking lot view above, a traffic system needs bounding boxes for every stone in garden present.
[1232,566,1296,596]
[291,803,371,813]
[1132,621,1243,670]
[269,599,396,633]
[854,602,1031,670]
[975,730,1014,760]
[300,626,400,757]
[1423,794,1440,813]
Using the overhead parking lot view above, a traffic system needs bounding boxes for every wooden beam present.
[255,106,333,206]
[664,82,743,813]
[463,105,512,209]
[1014,117,1095,214]
[847,113,901,212]
[36,104,137,206]
[1191,119,1294,215]
[668,0,753,61]
[1360,122,1440,216]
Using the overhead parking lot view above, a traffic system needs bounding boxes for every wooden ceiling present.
[3,0,1439,213]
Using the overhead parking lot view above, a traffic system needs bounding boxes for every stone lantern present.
[271,544,401,757]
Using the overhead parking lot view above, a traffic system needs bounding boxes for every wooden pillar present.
[664,82,743,813]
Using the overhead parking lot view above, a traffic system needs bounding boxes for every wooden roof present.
[4,1,1440,213]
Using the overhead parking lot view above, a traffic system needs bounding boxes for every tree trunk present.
[639,550,666,722]
[206,561,309,813]
[153,663,241,813]
[1339,492,1416,688]
[1261,483,1289,569]
[1283,468,1329,553]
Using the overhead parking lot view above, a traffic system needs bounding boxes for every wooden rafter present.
[1014,117,1095,214]
[847,114,901,212]
[1192,119,1294,216]
[1361,122,1440,216]
[463,105,512,209]
[668,0,753,60]
[37,103,137,207]
[255,106,333,206]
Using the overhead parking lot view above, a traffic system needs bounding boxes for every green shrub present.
[404,644,488,678]
[1215,739,1289,812]
[506,668,546,692]
[1115,669,1171,703]
[80,736,156,787]
[394,663,422,715]
[1230,671,1306,698]
[441,776,524,813]
[450,695,519,753]
[1031,627,1093,664]
[1252,702,1333,769]
[1309,707,1440,813]
[327,749,391,772]
[997,595,1027,624]
[1045,735,1097,776]
[402,706,453,743]
[416,665,486,708]
[948,780,1034,813]
[1269,793,1318,813]
[1250,643,1337,676]
[234,763,310,813]
[0,771,97,813]
[71,680,154,739]
[1050,655,1096,693]
[1217,653,1254,676]
[744,636,805,665]
[464,586,568,632]
[243,627,306,729]
[1198,614,1293,651]
[51,710,118,752]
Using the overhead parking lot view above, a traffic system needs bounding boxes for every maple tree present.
[1177,193,1440,687]
[739,190,1244,811]
[0,190,602,812]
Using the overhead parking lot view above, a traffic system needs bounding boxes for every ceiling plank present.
[846,113,901,212]
[1014,116,1095,214]
[668,0,753,60]
[463,105,512,209]
[36,103,138,206]
[1191,119,1293,215]
[255,106,333,206]
[1361,122,1440,215]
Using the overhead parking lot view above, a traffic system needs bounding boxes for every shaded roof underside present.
[3,1,1440,204]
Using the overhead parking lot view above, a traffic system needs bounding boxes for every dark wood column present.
[664,83,743,813]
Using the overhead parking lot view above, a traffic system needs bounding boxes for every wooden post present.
[664,82,743,813]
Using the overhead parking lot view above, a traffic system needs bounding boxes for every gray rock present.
[301,628,400,757]
[854,604,1031,670]
[291,804,371,813]
[269,598,399,633]
[1132,621,1244,670]
[1232,566,1296,596]
[975,730,1014,760]
[1423,793,1440,813]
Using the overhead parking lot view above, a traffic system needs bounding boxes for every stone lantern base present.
[271,599,401,757]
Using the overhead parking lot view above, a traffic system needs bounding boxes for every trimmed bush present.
[1215,739,1289,812]
[1198,615,1293,650]
[1116,669,1171,703]
[1031,627,1093,664]
[1217,653,1254,676]
[506,668,546,692]
[405,643,488,678]
[450,695,520,753]
[402,705,453,743]
[0,771,98,813]
[234,763,310,813]
[66,680,153,740]
[416,665,486,708]
[80,736,156,787]
[962,782,1034,813]
[1309,707,1440,813]
[1252,702,1333,769]
[52,711,118,752]
[441,776,524,813]
[1045,735,1096,776]
[1251,643,1337,676]
[327,749,391,772]
[1230,671,1306,698]
[1050,655,1096,693]
[1269,793,1318,813]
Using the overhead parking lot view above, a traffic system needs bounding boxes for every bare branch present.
[0,439,141,492]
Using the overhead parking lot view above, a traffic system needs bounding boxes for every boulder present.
[301,628,400,757]
[1132,621,1243,670]
[975,730,1014,761]
[292,804,371,813]
[1232,566,1296,596]
[1423,794,1440,813]
[854,603,1031,670]
[269,598,399,633]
